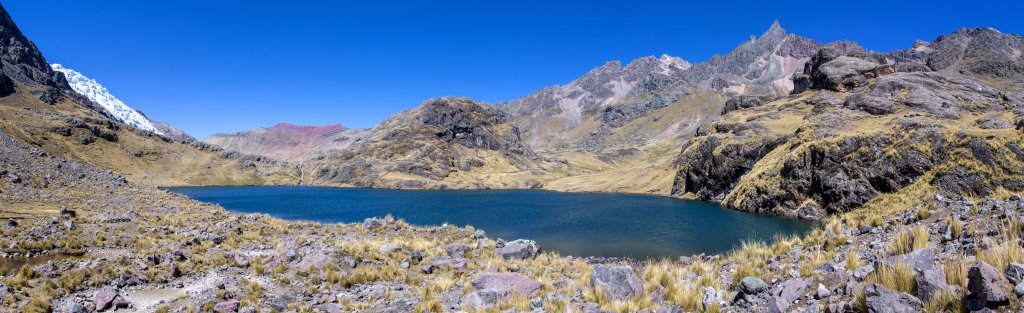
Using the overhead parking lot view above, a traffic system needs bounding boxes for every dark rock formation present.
[0,3,69,89]
[967,261,1011,310]
[863,283,923,313]
[672,134,789,201]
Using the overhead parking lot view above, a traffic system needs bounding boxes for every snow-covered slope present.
[50,64,163,135]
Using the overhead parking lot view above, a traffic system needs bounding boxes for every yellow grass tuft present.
[889,226,930,255]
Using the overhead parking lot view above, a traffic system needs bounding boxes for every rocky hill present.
[673,27,1024,220]
[205,123,370,163]
[0,4,297,186]
[304,97,562,189]
[497,21,860,151]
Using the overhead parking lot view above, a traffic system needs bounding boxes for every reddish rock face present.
[205,122,369,163]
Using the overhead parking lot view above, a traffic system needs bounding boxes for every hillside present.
[672,27,1024,220]
[304,97,566,189]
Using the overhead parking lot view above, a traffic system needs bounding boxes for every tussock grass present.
[977,240,1024,273]
[889,226,930,255]
[866,261,916,294]
[846,253,862,272]
[948,215,963,239]
[941,258,967,288]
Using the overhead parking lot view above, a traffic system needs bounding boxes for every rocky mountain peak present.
[0,3,68,89]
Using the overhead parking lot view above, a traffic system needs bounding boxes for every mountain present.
[497,21,861,151]
[304,97,561,189]
[0,3,296,186]
[205,123,369,163]
[50,64,164,135]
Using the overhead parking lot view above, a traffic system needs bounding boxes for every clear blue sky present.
[5,0,1022,139]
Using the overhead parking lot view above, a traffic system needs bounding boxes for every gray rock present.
[495,239,540,260]
[739,276,767,294]
[378,245,401,254]
[816,284,831,299]
[977,115,1014,129]
[471,272,542,296]
[775,278,809,304]
[234,254,249,267]
[214,300,240,313]
[462,289,499,310]
[65,302,87,313]
[590,265,643,301]
[1005,262,1024,284]
[767,296,789,313]
[529,297,543,310]
[446,243,470,258]
[94,287,118,311]
[702,287,724,311]
[864,283,922,313]
[967,261,1011,310]
[916,265,951,302]
[1015,283,1024,297]
[421,264,436,274]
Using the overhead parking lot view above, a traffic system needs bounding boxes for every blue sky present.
[5,0,1022,139]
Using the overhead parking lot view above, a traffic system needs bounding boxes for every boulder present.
[767,296,789,313]
[590,265,643,301]
[816,284,831,299]
[702,287,724,311]
[234,254,249,267]
[495,239,540,260]
[471,272,542,296]
[774,278,809,305]
[916,265,951,302]
[863,283,922,313]
[1005,263,1024,284]
[462,289,500,310]
[94,287,118,311]
[739,276,767,294]
[967,261,1011,310]
[446,243,470,258]
[214,300,240,313]
[65,302,87,313]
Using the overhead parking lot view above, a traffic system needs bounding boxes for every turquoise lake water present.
[167,186,813,258]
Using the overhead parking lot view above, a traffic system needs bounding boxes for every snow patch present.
[50,64,163,135]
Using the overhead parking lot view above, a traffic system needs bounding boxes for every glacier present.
[51,64,164,135]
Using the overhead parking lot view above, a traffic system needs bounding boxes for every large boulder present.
[471,272,542,296]
[590,265,643,301]
[213,300,240,313]
[967,261,1011,310]
[863,283,923,313]
[769,278,808,311]
[739,276,767,294]
[94,287,118,312]
[495,239,540,260]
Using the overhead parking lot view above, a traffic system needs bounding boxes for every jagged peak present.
[760,19,786,39]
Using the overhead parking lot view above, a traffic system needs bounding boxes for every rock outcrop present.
[306,97,546,189]
[672,27,1024,219]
